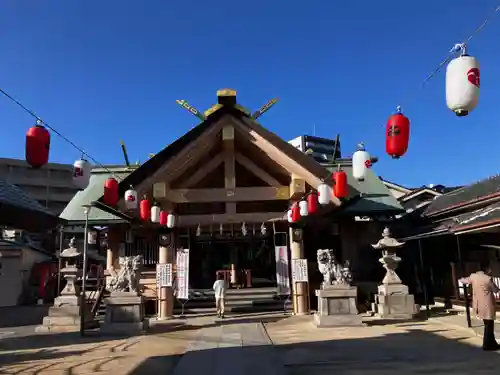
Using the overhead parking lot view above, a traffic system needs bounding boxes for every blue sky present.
[1,1,499,188]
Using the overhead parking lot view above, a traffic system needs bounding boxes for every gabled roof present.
[60,167,135,224]
[380,179,412,194]
[424,175,500,217]
[0,179,62,232]
[108,105,331,200]
[325,161,404,215]
[399,187,442,202]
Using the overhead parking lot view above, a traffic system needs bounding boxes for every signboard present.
[176,249,190,300]
[275,246,291,295]
[156,263,173,287]
[291,259,309,283]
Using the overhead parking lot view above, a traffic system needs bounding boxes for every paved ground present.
[1,310,500,375]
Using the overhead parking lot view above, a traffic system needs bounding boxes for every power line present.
[0,87,124,181]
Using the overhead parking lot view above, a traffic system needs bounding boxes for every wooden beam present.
[181,153,224,188]
[230,117,341,206]
[223,125,236,214]
[178,212,286,226]
[235,152,282,187]
[290,177,306,200]
[165,186,289,203]
[134,117,226,196]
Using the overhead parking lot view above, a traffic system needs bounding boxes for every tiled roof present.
[59,167,135,224]
[424,175,500,217]
[0,179,61,231]
[326,162,404,215]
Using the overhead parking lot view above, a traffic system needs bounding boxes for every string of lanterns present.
[384,5,499,159]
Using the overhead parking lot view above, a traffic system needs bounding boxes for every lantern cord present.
[0,87,125,181]
[397,4,500,110]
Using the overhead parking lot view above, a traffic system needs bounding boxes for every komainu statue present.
[317,249,353,287]
[106,255,143,293]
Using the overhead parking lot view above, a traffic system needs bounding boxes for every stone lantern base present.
[372,283,418,320]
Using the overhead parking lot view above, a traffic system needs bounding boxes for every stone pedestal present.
[101,292,148,334]
[372,283,418,320]
[314,285,362,327]
[36,295,93,333]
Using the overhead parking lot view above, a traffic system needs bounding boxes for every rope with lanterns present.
[385,5,499,160]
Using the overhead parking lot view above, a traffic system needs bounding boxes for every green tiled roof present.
[59,166,136,224]
[326,162,404,215]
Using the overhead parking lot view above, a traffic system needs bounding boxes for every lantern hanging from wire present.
[140,196,151,221]
[151,204,161,223]
[317,182,331,205]
[307,192,319,214]
[291,204,300,223]
[352,143,371,182]
[26,120,50,168]
[299,200,308,216]
[103,177,119,205]
[166,213,176,228]
[72,158,92,190]
[386,106,410,159]
[124,186,138,210]
[160,211,168,226]
[333,168,348,198]
[446,43,480,117]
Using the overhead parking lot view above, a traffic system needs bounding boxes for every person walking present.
[213,273,227,318]
[459,260,500,351]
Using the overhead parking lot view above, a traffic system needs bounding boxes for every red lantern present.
[291,204,300,223]
[103,178,119,205]
[160,211,168,226]
[25,123,50,168]
[307,192,318,214]
[386,107,410,159]
[333,170,348,198]
[140,197,151,221]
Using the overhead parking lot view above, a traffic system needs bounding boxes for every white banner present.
[291,259,309,283]
[176,249,190,300]
[275,246,291,295]
[156,263,173,287]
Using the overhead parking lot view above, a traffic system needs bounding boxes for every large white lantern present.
[166,213,176,228]
[352,143,371,182]
[287,209,293,222]
[72,159,91,190]
[124,187,138,210]
[151,205,161,223]
[299,200,308,216]
[317,183,331,205]
[446,44,480,117]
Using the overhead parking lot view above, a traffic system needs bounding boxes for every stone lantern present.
[371,227,417,319]
[58,237,82,300]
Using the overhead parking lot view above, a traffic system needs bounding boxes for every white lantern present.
[299,200,308,216]
[72,159,91,190]
[151,205,161,223]
[317,183,330,205]
[124,187,138,210]
[287,209,293,223]
[167,213,176,228]
[446,47,480,117]
[352,143,371,182]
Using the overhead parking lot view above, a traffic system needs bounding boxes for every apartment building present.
[0,157,78,216]
[288,135,341,163]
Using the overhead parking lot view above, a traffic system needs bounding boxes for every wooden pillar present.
[289,227,308,315]
[158,233,175,319]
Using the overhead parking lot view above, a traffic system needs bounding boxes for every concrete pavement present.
[1,311,500,374]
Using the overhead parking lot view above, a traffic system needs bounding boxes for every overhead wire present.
[0,87,125,181]
[396,4,500,111]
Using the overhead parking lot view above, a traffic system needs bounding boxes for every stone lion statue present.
[106,255,143,293]
[317,249,353,287]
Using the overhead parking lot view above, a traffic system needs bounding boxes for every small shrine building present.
[60,89,404,318]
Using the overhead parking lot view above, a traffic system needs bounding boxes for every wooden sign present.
[156,263,173,287]
[291,259,309,283]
